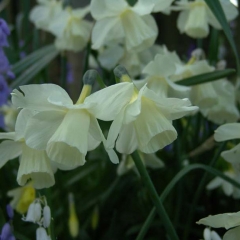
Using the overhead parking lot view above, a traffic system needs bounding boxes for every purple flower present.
[67,63,74,83]
[0,223,15,240]
[0,49,10,74]
[6,205,14,220]
[0,75,11,106]
[0,19,10,47]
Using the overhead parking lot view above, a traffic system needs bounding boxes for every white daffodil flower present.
[214,123,240,168]
[139,0,174,13]
[0,109,55,189]
[85,66,198,154]
[206,167,240,199]
[12,76,119,170]
[29,0,63,31]
[97,43,164,77]
[117,152,164,176]
[197,211,240,240]
[203,228,222,240]
[172,59,217,110]
[48,6,92,52]
[201,79,239,125]
[141,52,190,98]
[173,0,238,38]
[90,0,158,52]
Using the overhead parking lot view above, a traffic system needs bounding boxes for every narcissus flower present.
[197,211,240,240]
[86,66,198,154]
[173,0,238,38]
[48,6,92,52]
[11,71,119,170]
[90,0,158,52]
[29,0,63,31]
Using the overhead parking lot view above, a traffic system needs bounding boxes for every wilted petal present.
[214,123,240,142]
[17,144,55,189]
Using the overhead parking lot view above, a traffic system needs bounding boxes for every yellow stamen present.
[186,56,196,65]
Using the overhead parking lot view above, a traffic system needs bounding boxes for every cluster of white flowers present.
[23,197,51,240]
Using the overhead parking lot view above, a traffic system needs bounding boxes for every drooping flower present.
[173,0,238,38]
[23,201,42,223]
[11,71,119,171]
[90,0,158,52]
[48,6,92,52]
[0,223,15,240]
[85,65,198,154]
[203,228,222,240]
[197,211,240,240]
[29,0,63,31]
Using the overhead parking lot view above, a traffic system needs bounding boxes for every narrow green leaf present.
[204,0,240,74]
[177,69,235,86]
[12,44,56,75]
[10,49,59,89]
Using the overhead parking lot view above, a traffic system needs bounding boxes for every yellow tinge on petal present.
[16,185,36,214]
[91,206,99,230]
[68,193,79,238]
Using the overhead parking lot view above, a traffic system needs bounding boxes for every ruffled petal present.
[47,109,90,169]
[17,144,55,189]
[214,123,240,142]
[25,110,65,150]
[0,140,22,168]
[197,212,240,229]
[11,84,72,111]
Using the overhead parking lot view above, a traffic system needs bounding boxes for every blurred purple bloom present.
[67,63,74,83]
[0,223,15,240]
[0,19,10,47]
[0,49,11,74]
[187,43,196,59]
[0,75,11,105]
[6,205,14,220]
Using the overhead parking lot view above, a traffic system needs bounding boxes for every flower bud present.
[43,205,51,228]
[36,227,50,240]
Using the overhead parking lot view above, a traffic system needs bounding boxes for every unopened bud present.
[83,70,98,86]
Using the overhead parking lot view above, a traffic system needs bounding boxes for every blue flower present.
[0,223,15,240]
[0,19,10,47]
[0,75,11,106]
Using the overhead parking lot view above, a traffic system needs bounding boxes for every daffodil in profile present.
[11,70,119,171]
[173,0,238,38]
[90,0,158,52]
[86,65,198,154]
[48,6,92,52]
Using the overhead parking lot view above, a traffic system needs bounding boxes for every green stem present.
[131,151,179,240]
[183,141,226,240]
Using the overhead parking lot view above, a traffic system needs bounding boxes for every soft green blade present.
[177,68,235,86]
[204,0,240,74]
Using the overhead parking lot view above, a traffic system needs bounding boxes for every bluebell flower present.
[0,19,10,47]
[0,49,14,78]
[0,223,15,240]
[0,76,11,106]
[6,205,14,220]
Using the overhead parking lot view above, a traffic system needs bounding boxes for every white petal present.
[91,17,124,50]
[87,115,101,151]
[0,140,22,168]
[85,82,134,121]
[122,13,158,52]
[210,230,222,240]
[132,1,154,15]
[36,227,49,240]
[116,122,138,154]
[223,226,240,240]
[138,0,173,13]
[11,84,72,111]
[47,110,90,169]
[206,177,223,190]
[204,228,212,240]
[0,132,15,140]
[25,202,42,223]
[143,153,165,168]
[221,144,240,165]
[177,11,189,34]
[90,0,127,20]
[25,110,65,150]
[43,205,51,228]
[17,144,55,189]
[222,180,233,196]
[214,123,240,142]
[197,211,240,229]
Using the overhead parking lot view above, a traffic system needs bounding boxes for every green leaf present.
[204,0,240,75]
[177,69,235,86]
[12,44,56,76]
[10,49,59,89]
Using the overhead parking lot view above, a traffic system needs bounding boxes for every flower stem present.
[131,151,179,240]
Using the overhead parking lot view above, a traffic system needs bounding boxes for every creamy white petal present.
[221,145,240,165]
[116,122,138,154]
[204,228,211,240]
[177,11,189,34]
[47,109,89,169]
[132,1,154,15]
[139,0,174,13]
[36,227,49,240]
[90,0,127,20]
[0,140,22,168]
[11,84,72,111]
[206,177,223,190]
[122,13,158,52]
[17,144,55,189]
[223,226,240,240]
[143,153,165,168]
[85,82,134,121]
[0,132,15,140]
[222,180,233,196]
[197,212,240,229]
[211,230,222,240]
[87,115,101,151]
[214,123,240,142]
[25,110,65,150]
[135,98,177,153]
[91,17,124,50]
